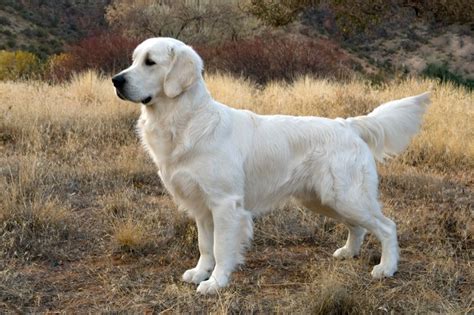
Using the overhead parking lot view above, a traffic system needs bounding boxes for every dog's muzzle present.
[112,74,126,90]
[112,74,127,100]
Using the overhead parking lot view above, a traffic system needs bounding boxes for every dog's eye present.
[145,58,156,66]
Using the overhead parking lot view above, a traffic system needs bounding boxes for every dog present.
[112,37,429,294]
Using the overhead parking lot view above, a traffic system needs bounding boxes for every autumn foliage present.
[0,50,41,80]
[46,53,76,82]
[1,33,139,82]
[64,32,139,75]
[196,35,357,84]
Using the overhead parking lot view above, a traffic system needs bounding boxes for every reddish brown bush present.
[67,32,140,74]
[45,32,140,81]
[196,34,357,84]
[45,33,358,84]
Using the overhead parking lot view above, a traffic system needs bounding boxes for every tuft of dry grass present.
[112,219,151,254]
[0,71,472,313]
[311,278,362,315]
[0,155,75,262]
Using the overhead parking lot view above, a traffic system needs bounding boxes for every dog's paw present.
[332,246,356,259]
[371,264,397,279]
[182,268,211,284]
[196,278,220,295]
[196,275,228,295]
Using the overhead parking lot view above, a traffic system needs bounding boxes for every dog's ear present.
[164,45,201,98]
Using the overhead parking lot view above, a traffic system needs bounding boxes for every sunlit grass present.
[0,71,471,313]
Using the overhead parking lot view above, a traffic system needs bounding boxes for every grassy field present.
[0,71,472,313]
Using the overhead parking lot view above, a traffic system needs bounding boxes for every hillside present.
[0,1,472,86]
[300,6,474,83]
[0,0,109,58]
[347,23,473,80]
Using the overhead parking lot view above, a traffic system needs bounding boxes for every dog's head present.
[112,37,203,104]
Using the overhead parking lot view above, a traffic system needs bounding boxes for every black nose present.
[112,74,126,89]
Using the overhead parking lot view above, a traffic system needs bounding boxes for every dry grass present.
[0,71,472,313]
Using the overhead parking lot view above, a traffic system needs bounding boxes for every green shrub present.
[422,63,473,91]
[6,39,15,48]
[0,28,13,36]
[0,16,10,26]
[33,28,47,38]
[21,28,34,37]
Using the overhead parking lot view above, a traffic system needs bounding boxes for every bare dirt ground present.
[0,72,472,313]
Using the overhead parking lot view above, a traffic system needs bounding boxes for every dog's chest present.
[137,115,175,166]
[137,115,196,198]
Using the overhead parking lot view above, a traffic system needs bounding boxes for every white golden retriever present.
[112,37,429,294]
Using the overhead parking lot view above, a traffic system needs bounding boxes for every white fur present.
[113,37,430,294]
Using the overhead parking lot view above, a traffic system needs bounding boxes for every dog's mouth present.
[141,96,152,104]
[115,89,152,105]
[116,89,127,101]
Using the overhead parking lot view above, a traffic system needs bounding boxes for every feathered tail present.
[346,92,430,161]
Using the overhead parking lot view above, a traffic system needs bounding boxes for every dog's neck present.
[145,79,212,117]
[141,79,213,135]
[138,79,219,166]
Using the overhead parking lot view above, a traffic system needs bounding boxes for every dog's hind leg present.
[301,175,399,277]
[299,199,366,260]
[333,199,399,278]
[365,212,399,278]
[333,224,367,259]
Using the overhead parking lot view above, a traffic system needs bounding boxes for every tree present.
[243,0,310,27]
[105,0,261,44]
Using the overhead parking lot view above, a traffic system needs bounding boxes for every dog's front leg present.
[182,212,215,284]
[196,198,253,294]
